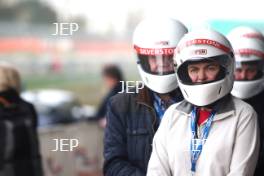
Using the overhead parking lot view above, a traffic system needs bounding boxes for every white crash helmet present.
[228,29,264,99]
[174,29,234,106]
[133,18,187,93]
[227,26,264,42]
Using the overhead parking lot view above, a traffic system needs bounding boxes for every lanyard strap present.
[190,106,216,173]
[153,100,165,119]
[153,93,176,121]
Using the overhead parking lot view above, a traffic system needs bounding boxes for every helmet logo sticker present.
[194,49,207,55]
[155,41,169,46]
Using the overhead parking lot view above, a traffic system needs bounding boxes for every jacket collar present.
[176,95,235,121]
[135,87,153,107]
[135,87,184,107]
[0,89,20,108]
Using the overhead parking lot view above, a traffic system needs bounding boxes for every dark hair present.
[102,65,124,81]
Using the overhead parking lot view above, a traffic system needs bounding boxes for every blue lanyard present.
[190,106,216,173]
[153,99,165,119]
[153,93,176,121]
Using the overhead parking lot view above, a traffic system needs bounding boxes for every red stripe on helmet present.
[242,33,264,41]
[235,49,264,59]
[176,39,231,53]
[134,45,175,56]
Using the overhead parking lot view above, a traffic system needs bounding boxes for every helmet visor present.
[177,54,231,85]
[134,45,175,75]
[235,60,264,81]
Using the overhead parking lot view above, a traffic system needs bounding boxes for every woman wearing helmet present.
[147,29,259,176]
[103,18,187,176]
[227,26,264,176]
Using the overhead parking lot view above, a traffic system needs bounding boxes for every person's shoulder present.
[166,102,183,114]
[108,88,140,111]
[232,96,255,111]
[231,96,256,117]
[165,103,180,115]
[18,97,38,114]
[160,101,186,128]
[163,103,181,120]
[110,85,149,102]
[162,100,192,127]
[110,90,136,102]
[18,96,34,107]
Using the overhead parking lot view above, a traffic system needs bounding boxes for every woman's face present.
[187,61,220,83]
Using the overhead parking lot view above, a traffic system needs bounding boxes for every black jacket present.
[0,89,43,176]
[94,82,124,120]
[245,90,264,176]
[103,87,183,176]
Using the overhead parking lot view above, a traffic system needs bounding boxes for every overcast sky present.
[42,0,264,34]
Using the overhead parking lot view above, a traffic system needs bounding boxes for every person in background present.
[95,64,125,128]
[147,29,259,176]
[0,62,43,176]
[227,26,264,176]
[103,18,187,176]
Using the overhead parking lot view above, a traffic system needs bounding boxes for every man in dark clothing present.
[103,18,188,175]
[246,90,264,176]
[228,27,264,176]
[104,86,183,176]
[94,65,124,128]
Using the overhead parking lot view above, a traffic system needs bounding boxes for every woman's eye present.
[190,69,197,73]
[208,66,217,71]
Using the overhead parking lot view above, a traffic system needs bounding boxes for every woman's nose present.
[197,70,206,82]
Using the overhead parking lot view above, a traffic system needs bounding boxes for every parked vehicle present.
[21,89,95,127]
